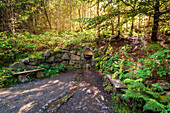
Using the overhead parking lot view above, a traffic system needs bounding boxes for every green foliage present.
[98,45,170,112]
[39,64,67,78]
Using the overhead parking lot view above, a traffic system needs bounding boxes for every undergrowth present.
[95,44,170,113]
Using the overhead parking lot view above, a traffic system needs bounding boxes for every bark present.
[129,16,134,36]
[97,0,100,37]
[43,0,51,30]
[151,0,159,41]
[32,11,36,34]
[11,0,15,38]
[90,3,92,18]
[70,0,72,31]
[111,19,114,35]
[117,2,120,38]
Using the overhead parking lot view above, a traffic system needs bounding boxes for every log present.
[13,68,45,76]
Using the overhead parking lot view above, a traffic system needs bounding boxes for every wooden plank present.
[105,74,126,89]
[13,68,45,76]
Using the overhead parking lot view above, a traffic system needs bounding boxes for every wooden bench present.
[13,68,45,83]
[13,68,45,76]
[105,74,127,92]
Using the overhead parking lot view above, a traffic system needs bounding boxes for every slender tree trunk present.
[138,14,140,32]
[117,2,120,38]
[90,3,92,18]
[151,0,159,41]
[70,0,72,31]
[97,0,100,37]
[11,0,15,38]
[43,0,51,30]
[111,19,114,36]
[32,11,36,34]
[130,16,134,36]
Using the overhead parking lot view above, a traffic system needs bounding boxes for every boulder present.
[36,71,44,78]
[54,58,62,63]
[70,54,80,61]
[61,53,69,60]
[46,56,55,64]
[77,51,81,56]
[29,57,35,62]
[20,58,29,64]
[55,53,63,58]
[28,62,37,66]
[60,61,68,66]
[26,65,37,70]
[70,50,77,54]
[69,60,76,66]
[51,63,59,67]
[43,50,53,57]
[8,62,25,71]
[18,75,29,83]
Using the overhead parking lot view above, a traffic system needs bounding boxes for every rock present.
[51,63,59,67]
[61,48,69,53]
[46,56,55,64]
[20,58,29,64]
[60,61,69,66]
[18,75,29,83]
[29,57,35,62]
[54,58,62,63]
[37,59,45,64]
[55,53,63,58]
[28,62,37,66]
[69,60,76,66]
[36,71,44,78]
[70,50,77,54]
[61,53,69,60]
[77,51,81,56]
[43,50,53,57]
[70,54,80,61]
[8,62,25,71]
[26,65,37,70]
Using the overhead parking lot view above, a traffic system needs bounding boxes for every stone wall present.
[5,46,96,74]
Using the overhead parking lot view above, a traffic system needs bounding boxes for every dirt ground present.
[0,70,114,113]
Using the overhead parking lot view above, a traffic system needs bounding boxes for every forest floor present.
[0,70,113,113]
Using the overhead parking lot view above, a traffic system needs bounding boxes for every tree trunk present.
[90,3,92,18]
[97,0,100,38]
[130,16,134,36]
[43,0,51,30]
[70,0,72,31]
[11,0,15,38]
[111,19,114,35]
[138,14,140,32]
[151,0,159,41]
[32,11,36,34]
[117,2,120,38]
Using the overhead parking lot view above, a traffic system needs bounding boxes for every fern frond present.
[122,90,142,100]
[143,98,166,112]
[127,82,145,90]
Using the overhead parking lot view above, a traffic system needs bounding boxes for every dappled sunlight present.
[48,80,59,84]
[18,101,34,113]
[0,71,75,113]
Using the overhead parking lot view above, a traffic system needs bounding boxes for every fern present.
[143,99,166,112]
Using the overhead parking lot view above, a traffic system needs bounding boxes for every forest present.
[0,0,170,113]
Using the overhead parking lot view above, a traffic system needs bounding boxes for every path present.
[0,70,113,113]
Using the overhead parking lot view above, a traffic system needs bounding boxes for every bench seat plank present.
[13,68,45,76]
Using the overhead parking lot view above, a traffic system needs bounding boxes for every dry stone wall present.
[5,47,95,75]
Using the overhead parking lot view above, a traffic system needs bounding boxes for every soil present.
[0,70,113,113]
